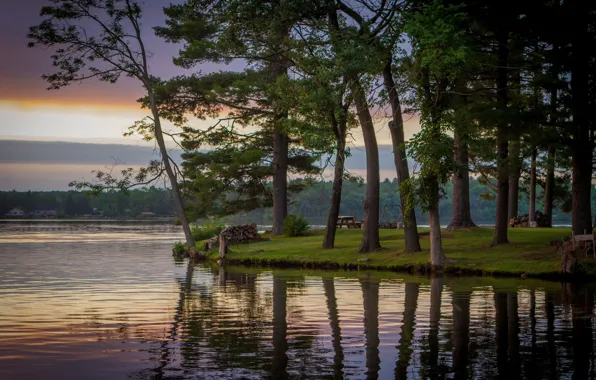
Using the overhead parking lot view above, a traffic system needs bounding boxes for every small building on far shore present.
[5,207,25,218]
[140,211,156,217]
[34,208,57,218]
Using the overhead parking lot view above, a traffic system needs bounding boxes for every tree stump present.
[558,240,579,274]
[218,230,228,262]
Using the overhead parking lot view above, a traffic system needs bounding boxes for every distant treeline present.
[1,177,581,223]
[229,177,578,225]
[0,187,176,218]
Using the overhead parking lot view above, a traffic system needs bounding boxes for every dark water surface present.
[0,222,595,379]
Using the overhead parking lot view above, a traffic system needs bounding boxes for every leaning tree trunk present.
[382,61,421,252]
[351,79,381,253]
[447,128,477,230]
[570,0,593,235]
[491,22,510,246]
[327,7,380,253]
[544,149,555,227]
[148,92,195,247]
[428,184,445,269]
[508,137,521,220]
[271,130,289,236]
[323,117,347,249]
[529,148,537,224]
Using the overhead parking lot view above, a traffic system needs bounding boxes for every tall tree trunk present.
[382,61,421,252]
[429,191,445,269]
[544,147,555,227]
[452,292,471,380]
[148,92,194,247]
[327,7,380,253]
[395,283,419,380]
[271,131,289,236]
[544,43,559,228]
[491,23,510,246]
[270,25,290,236]
[529,149,537,224]
[351,79,381,253]
[323,277,344,378]
[447,128,477,230]
[570,0,593,235]
[271,274,288,379]
[323,115,347,249]
[508,138,521,220]
[360,277,380,379]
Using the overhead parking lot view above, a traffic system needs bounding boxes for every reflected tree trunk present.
[571,287,593,379]
[495,292,509,379]
[545,292,557,378]
[323,277,344,378]
[152,261,195,379]
[507,293,521,379]
[360,277,380,380]
[395,283,419,380]
[427,276,443,378]
[271,274,288,379]
[452,291,471,380]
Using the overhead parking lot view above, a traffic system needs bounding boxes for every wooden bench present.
[571,230,595,258]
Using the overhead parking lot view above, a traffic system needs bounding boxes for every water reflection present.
[135,267,596,380]
[1,224,596,379]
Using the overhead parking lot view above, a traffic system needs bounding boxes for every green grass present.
[206,227,596,279]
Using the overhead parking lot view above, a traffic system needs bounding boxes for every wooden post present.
[218,229,228,262]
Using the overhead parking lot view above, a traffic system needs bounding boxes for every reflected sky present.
[0,222,594,379]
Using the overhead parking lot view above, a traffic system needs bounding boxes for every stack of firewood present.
[220,223,261,244]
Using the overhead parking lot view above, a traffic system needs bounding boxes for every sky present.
[0,0,421,191]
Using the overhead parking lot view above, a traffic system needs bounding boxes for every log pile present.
[218,224,262,261]
[509,211,550,228]
[220,223,261,244]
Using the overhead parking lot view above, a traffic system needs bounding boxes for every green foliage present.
[191,221,226,241]
[172,241,189,256]
[283,215,309,237]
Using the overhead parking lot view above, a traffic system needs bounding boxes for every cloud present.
[0,140,417,190]
[0,140,180,166]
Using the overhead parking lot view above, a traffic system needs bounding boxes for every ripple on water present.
[0,222,595,379]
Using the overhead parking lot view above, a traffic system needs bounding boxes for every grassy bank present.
[206,227,596,279]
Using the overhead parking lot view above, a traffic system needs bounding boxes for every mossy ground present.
[205,227,596,279]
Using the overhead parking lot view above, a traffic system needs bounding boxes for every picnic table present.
[337,215,361,229]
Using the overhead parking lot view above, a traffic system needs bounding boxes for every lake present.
[0,222,594,379]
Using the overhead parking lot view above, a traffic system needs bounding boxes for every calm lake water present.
[0,222,594,379]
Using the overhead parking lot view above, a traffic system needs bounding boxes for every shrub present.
[284,215,309,237]
[191,221,226,241]
[172,241,189,257]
